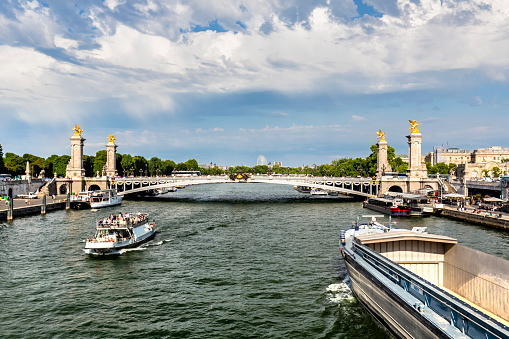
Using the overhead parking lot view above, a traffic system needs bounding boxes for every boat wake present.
[325,282,354,303]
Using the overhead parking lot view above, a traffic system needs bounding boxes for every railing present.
[97,215,148,229]
[353,243,509,338]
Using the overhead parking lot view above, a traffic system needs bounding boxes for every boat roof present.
[369,197,403,203]
[384,192,427,200]
[355,230,458,245]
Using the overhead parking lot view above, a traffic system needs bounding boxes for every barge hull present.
[344,252,458,339]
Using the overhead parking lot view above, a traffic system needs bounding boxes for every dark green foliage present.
[426,162,456,175]
[44,154,71,177]
[175,162,187,171]
[4,153,25,175]
[83,155,95,177]
[93,150,107,175]
[253,165,268,174]
[185,159,199,171]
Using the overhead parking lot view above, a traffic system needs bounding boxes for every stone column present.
[105,134,117,178]
[66,132,85,178]
[407,133,427,178]
[66,125,86,193]
[377,141,392,179]
[406,121,427,191]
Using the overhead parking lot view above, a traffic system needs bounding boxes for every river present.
[1,183,508,338]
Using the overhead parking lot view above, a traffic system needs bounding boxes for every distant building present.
[433,146,509,178]
[273,161,282,167]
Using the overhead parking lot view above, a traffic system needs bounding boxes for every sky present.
[1,0,509,167]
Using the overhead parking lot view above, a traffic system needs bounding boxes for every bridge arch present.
[88,184,101,191]
[59,184,67,195]
[115,176,378,199]
[388,185,403,193]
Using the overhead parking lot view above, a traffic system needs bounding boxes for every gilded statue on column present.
[108,134,116,144]
[72,124,83,137]
[376,130,386,143]
[409,120,421,134]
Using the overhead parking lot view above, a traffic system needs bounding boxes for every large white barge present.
[340,216,509,338]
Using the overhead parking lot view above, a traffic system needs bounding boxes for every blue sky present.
[1,0,509,166]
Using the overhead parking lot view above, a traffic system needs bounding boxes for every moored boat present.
[84,212,156,255]
[363,196,412,216]
[310,188,328,195]
[70,191,93,209]
[340,216,509,338]
[294,185,312,193]
[90,189,122,209]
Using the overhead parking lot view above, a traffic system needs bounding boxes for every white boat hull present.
[84,223,155,255]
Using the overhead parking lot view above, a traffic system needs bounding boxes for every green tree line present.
[4,143,462,178]
[0,146,202,178]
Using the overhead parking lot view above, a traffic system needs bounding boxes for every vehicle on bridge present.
[84,213,156,255]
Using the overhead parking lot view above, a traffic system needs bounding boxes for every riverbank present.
[435,205,509,230]
[0,195,68,221]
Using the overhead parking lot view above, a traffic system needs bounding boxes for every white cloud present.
[352,115,367,121]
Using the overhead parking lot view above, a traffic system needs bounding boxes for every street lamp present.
[145,163,148,177]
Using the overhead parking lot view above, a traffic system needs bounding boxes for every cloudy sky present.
[1,0,508,166]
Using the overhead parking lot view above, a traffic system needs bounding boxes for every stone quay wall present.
[436,208,509,230]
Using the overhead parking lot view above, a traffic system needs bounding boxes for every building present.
[433,146,509,179]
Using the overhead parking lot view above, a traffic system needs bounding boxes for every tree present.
[132,156,148,175]
[22,153,45,176]
[116,153,123,176]
[44,154,71,177]
[83,155,95,177]
[4,153,25,175]
[148,157,162,176]
[175,162,187,171]
[121,154,133,175]
[161,160,176,175]
[93,150,107,175]
[0,144,4,173]
[185,159,199,171]
[253,165,268,174]
[492,167,501,178]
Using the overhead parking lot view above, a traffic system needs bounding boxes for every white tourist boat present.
[90,189,122,209]
[310,188,328,195]
[84,213,156,255]
[340,215,509,338]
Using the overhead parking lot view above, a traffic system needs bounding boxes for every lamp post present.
[145,163,148,177]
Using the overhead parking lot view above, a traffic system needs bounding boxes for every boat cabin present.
[354,231,509,323]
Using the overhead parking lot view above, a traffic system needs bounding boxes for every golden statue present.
[376,130,386,143]
[409,120,421,134]
[72,124,83,137]
[108,134,116,144]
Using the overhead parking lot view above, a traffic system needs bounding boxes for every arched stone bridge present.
[114,175,380,198]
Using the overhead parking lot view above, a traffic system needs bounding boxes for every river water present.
[1,183,508,338]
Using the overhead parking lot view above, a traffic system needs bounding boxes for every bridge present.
[49,120,444,200]
[114,175,379,198]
